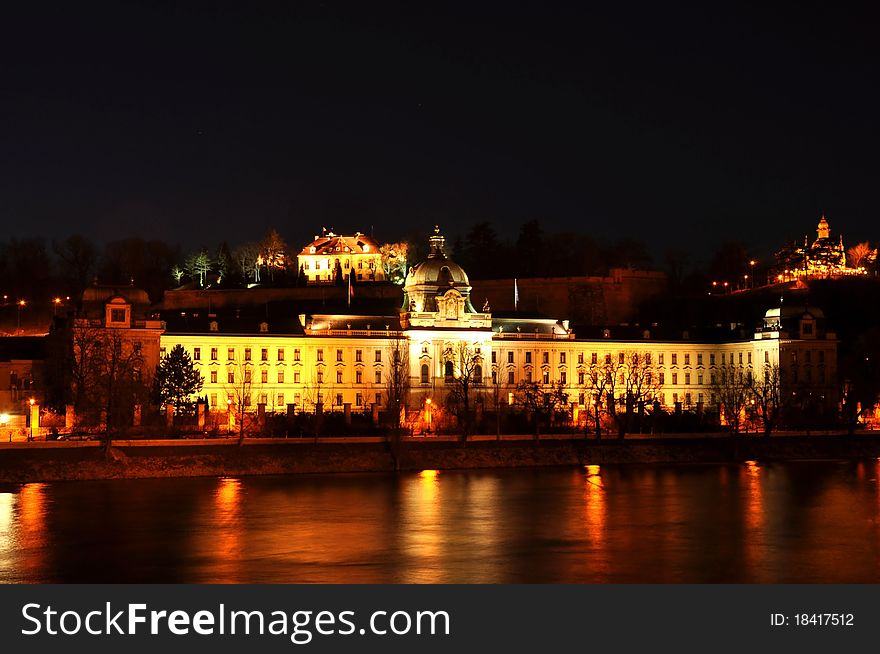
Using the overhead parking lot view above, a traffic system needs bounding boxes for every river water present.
[2,460,880,583]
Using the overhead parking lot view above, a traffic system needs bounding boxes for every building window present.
[710,353,716,365]
[261,370,268,384]
[698,373,703,385]
[211,347,218,361]
[294,371,301,384]
[159,347,166,358]
[748,352,752,364]
[244,348,252,361]
[507,351,514,364]
[445,361,455,381]
[671,353,677,365]
[525,352,532,364]
[336,393,343,407]
[560,352,566,364]
[578,372,585,385]
[110,308,126,323]
[317,393,323,405]
[227,371,235,384]
[526,371,532,383]
[685,373,691,385]
[560,371,567,385]
[193,347,201,361]
[672,373,678,385]
[578,353,584,364]
[645,353,652,365]
[591,352,598,365]
[317,349,324,362]
[277,394,284,406]
[605,353,611,365]
[474,365,482,384]
[294,393,301,405]
[659,372,665,384]
[356,393,363,406]
[508,370,515,384]
[421,364,429,384]
[684,353,690,366]
[210,393,217,407]
[738,352,743,365]
[375,370,382,384]
[336,349,343,362]
[261,348,268,361]
[356,370,363,384]
[316,370,323,384]
[356,349,363,362]
[491,351,497,364]
[278,371,284,383]
[259,393,267,405]
[375,350,382,362]
[618,352,625,364]
[685,392,692,407]
[291,349,298,361]
[543,371,550,385]
[210,370,217,384]
[337,370,343,384]
[228,348,235,360]
[244,369,252,383]
[375,393,382,406]
[542,352,549,364]
[658,353,664,365]
[697,353,703,366]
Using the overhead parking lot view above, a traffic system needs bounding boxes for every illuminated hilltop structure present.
[775,215,873,281]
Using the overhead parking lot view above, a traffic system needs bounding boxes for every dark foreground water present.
[3,460,880,583]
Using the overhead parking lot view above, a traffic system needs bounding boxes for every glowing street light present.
[16,299,26,334]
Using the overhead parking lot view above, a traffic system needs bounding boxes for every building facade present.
[297,230,384,283]
[160,228,839,425]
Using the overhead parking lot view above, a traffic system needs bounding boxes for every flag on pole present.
[514,278,519,311]
[348,273,354,306]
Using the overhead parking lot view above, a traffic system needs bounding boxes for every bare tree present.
[259,228,288,282]
[516,380,568,440]
[847,241,877,269]
[234,242,262,283]
[223,355,253,444]
[52,234,97,297]
[620,351,662,435]
[746,363,784,436]
[384,332,410,433]
[185,249,212,287]
[712,364,751,434]
[379,242,408,284]
[585,353,624,439]
[444,342,483,442]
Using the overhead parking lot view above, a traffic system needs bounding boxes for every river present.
[2,460,879,583]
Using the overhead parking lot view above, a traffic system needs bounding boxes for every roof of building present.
[81,284,151,306]
[298,232,381,257]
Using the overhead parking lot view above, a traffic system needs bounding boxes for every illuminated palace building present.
[159,228,838,422]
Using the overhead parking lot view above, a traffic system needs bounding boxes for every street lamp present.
[16,299,26,334]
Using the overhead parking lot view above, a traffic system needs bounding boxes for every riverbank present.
[1,433,879,482]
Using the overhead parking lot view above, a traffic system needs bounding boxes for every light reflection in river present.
[2,461,880,583]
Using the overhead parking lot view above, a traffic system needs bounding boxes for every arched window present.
[445,360,454,381]
[421,363,430,384]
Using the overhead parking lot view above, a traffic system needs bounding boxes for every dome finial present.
[428,225,446,258]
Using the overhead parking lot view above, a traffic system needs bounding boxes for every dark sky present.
[2,1,879,260]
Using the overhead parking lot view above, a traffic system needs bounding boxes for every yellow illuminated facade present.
[160,228,839,422]
[297,231,384,283]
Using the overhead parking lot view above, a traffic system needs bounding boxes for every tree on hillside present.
[847,241,877,270]
[151,344,204,417]
[185,249,212,287]
[52,235,97,298]
[234,242,262,283]
[380,242,409,285]
[259,229,288,282]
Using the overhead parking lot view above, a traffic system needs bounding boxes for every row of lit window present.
[211,392,382,409]
[184,347,385,364]
[489,350,767,367]
[303,259,375,271]
[206,368,387,385]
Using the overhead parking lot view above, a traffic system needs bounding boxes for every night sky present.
[2,1,879,259]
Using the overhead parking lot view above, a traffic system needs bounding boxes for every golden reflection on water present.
[741,461,765,579]
[400,470,444,583]
[200,477,242,582]
[582,465,607,577]
[0,483,48,582]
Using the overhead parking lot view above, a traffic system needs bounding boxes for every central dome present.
[403,226,475,313]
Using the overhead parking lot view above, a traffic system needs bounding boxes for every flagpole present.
[514,278,518,312]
